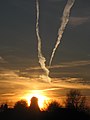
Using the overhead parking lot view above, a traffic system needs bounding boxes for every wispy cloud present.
[0,59,90,106]
[0,69,90,92]
[69,16,90,26]
[13,60,90,84]
[0,56,7,64]
[51,78,90,89]
[50,60,90,69]
[25,60,90,70]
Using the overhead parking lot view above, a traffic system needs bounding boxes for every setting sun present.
[22,90,49,109]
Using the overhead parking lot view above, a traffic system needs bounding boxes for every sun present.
[22,90,49,109]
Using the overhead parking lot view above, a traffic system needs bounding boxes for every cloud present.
[69,16,90,26]
[51,78,90,89]
[12,60,90,84]
[0,56,7,63]
[49,60,90,69]
[0,68,90,107]
[20,60,90,72]
[25,60,90,70]
[0,69,89,91]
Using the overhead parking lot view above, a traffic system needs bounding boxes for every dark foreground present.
[0,108,90,120]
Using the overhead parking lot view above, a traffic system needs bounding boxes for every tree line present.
[0,89,90,120]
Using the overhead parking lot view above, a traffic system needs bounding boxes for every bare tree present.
[65,89,86,110]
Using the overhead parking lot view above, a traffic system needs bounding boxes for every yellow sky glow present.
[21,90,49,109]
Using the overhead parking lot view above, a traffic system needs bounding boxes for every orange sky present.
[0,70,90,108]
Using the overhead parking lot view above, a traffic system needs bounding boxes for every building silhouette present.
[29,97,40,112]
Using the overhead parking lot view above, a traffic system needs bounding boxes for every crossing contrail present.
[49,0,75,66]
[36,0,51,82]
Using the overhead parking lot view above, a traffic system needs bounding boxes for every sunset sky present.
[0,0,90,108]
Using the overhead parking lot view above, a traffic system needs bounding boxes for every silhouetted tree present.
[14,100,28,111]
[65,89,86,110]
[0,104,4,111]
[29,97,40,112]
[0,103,8,111]
[46,101,61,112]
[3,104,8,110]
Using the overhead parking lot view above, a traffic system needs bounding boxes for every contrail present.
[36,0,51,82]
[49,0,75,66]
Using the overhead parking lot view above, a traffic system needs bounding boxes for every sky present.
[0,0,90,107]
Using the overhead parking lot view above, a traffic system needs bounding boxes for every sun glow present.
[22,90,49,109]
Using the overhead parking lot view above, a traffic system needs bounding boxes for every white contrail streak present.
[49,0,75,66]
[36,0,51,82]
